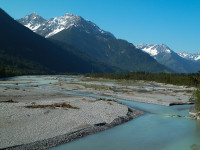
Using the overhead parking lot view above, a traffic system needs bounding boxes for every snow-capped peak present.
[18,12,46,31]
[43,13,82,37]
[136,44,172,57]
[25,12,38,19]
[18,13,114,38]
[177,52,200,62]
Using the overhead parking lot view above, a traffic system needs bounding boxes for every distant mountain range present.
[17,12,171,73]
[177,52,200,63]
[0,9,118,76]
[136,44,200,73]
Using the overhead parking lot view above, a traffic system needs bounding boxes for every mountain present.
[0,9,117,77]
[136,44,172,57]
[177,52,200,63]
[17,12,47,32]
[18,13,171,73]
[18,13,114,38]
[136,44,200,73]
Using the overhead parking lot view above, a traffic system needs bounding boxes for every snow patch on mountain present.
[18,12,46,32]
[142,47,158,56]
[195,56,200,61]
[25,23,41,31]
[45,27,65,38]
[178,52,200,62]
[18,13,114,38]
[136,44,172,57]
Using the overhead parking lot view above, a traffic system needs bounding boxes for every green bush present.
[195,87,200,111]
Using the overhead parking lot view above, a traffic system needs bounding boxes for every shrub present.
[195,87,200,111]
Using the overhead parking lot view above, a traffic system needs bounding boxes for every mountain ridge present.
[136,44,200,73]
[18,13,171,73]
[177,52,200,63]
[18,12,114,38]
[18,12,47,32]
[0,8,117,76]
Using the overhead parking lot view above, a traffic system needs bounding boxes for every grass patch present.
[25,102,79,110]
[4,87,19,90]
[81,83,127,93]
[82,83,112,91]
[95,98,122,104]
[82,77,140,86]
[194,88,200,111]
[0,99,18,103]
[81,77,112,82]
[82,98,122,105]
[186,90,193,93]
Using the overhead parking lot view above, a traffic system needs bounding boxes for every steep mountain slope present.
[136,44,200,73]
[0,9,116,76]
[18,13,171,73]
[178,52,200,63]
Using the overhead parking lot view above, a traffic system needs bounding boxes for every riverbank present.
[0,76,143,149]
[4,107,142,150]
[189,106,200,120]
[0,75,195,149]
[56,76,195,106]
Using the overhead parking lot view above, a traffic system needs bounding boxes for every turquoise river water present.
[51,100,200,150]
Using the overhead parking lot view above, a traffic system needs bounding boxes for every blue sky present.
[0,0,200,53]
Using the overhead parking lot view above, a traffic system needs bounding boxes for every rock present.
[94,122,107,126]
[169,102,194,106]
[189,106,200,120]
[170,114,184,118]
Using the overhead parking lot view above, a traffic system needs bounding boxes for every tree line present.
[85,71,200,87]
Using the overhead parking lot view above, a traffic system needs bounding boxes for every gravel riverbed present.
[0,76,143,149]
[0,75,193,149]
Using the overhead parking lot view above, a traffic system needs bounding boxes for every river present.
[50,100,200,150]
[1,76,199,150]
[49,77,200,150]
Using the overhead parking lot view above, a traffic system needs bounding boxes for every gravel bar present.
[3,107,143,150]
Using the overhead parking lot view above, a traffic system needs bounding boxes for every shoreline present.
[169,102,194,106]
[189,106,200,120]
[3,107,144,150]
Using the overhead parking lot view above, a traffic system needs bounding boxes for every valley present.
[0,2,200,150]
